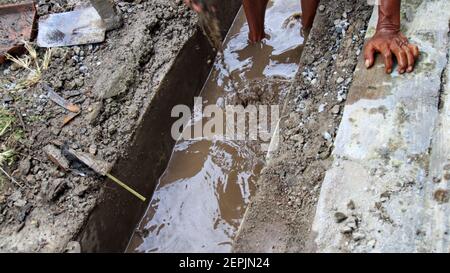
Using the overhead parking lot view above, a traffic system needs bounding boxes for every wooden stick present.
[0,166,24,188]
[105,173,146,202]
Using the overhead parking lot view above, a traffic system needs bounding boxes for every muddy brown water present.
[126,0,304,253]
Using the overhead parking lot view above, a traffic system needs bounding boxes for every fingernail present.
[365,59,370,68]
[408,66,413,72]
[387,69,392,74]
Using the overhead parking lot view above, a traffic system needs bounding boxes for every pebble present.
[291,134,305,143]
[367,240,376,248]
[89,144,97,155]
[318,104,326,113]
[334,212,348,223]
[14,199,27,208]
[347,200,356,210]
[331,105,340,114]
[353,232,365,241]
[340,226,353,234]
[323,131,332,141]
[64,241,81,253]
[336,77,345,84]
[17,158,31,176]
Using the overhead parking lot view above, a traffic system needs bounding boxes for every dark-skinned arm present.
[364,0,420,74]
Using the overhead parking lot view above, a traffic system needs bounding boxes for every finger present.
[402,45,415,72]
[390,44,407,73]
[185,0,202,12]
[408,44,420,59]
[191,3,202,12]
[364,42,376,68]
[381,45,393,74]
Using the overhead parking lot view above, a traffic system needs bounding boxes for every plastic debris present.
[37,7,106,47]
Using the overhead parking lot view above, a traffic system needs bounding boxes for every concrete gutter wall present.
[313,0,450,252]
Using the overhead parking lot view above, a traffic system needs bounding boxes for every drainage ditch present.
[79,0,304,252]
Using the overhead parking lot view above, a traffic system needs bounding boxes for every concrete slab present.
[312,0,450,252]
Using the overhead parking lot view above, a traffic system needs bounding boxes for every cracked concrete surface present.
[313,0,450,253]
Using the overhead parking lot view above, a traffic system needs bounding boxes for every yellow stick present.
[105,173,146,202]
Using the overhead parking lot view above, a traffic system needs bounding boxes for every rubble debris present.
[37,7,106,48]
[62,112,80,127]
[44,84,80,113]
[89,0,123,31]
[0,2,37,64]
[65,148,111,176]
[41,178,67,201]
[43,144,70,171]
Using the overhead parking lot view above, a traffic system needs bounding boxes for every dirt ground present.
[0,0,197,252]
[233,0,373,252]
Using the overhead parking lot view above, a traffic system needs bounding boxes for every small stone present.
[86,102,103,124]
[434,189,449,204]
[445,173,450,181]
[318,104,326,113]
[318,5,325,12]
[74,185,89,197]
[43,145,70,171]
[353,232,365,241]
[334,212,348,223]
[433,177,442,183]
[31,219,40,228]
[323,132,332,141]
[347,200,355,210]
[64,241,81,253]
[336,77,345,84]
[340,226,353,234]
[367,239,376,248]
[41,179,67,201]
[79,66,89,74]
[14,199,27,208]
[291,134,305,143]
[17,158,31,176]
[345,218,357,229]
[88,144,97,155]
[331,105,340,114]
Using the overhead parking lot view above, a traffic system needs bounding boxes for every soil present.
[233,0,373,252]
[0,0,197,252]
